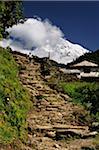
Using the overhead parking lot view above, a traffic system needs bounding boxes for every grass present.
[56,81,99,121]
[0,47,31,144]
[93,134,99,147]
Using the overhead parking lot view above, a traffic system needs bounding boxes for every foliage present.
[0,47,31,144]
[0,27,3,40]
[58,81,99,120]
[0,1,23,38]
[93,134,99,147]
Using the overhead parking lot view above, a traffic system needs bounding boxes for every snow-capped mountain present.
[0,38,89,65]
[31,38,89,64]
[0,18,89,65]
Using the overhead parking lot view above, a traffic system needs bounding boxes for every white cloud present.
[0,17,89,64]
[4,18,64,51]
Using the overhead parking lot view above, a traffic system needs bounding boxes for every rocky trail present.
[12,52,97,150]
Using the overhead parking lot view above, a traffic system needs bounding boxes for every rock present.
[92,122,99,131]
[53,124,89,131]
[92,122,99,127]
[46,131,56,138]
[83,131,98,138]
[53,143,60,149]
[46,107,58,111]
[41,137,52,141]
[33,134,36,137]
[60,93,70,100]
[36,125,53,130]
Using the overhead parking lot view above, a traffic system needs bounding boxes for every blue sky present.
[23,1,99,51]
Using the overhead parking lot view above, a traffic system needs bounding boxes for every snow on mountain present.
[0,18,89,65]
[31,38,89,64]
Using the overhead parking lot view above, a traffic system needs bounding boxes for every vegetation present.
[56,81,99,120]
[43,58,99,121]
[0,1,23,38]
[0,47,31,144]
[0,1,98,148]
[0,2,28,144]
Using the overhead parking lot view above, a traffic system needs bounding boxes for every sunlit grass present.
[58,81,99,120]
[0,47,31,144]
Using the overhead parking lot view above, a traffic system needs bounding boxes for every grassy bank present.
[0,47,31,144]
[58,81,99,120]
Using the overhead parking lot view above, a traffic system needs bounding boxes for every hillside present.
[0,47,31,145]
[67,49,99,67]
[0,49,99,150]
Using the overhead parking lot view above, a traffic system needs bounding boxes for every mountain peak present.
[30,38,89,65]
[0,18,89,65]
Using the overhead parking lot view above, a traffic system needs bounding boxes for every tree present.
[0,1,23,38]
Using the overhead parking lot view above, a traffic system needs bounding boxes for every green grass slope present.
[56,81,99,120]
[0,47,31,144]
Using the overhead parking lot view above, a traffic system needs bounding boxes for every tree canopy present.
[0,1,23,38]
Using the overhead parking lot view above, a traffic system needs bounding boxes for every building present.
[70,60,99,79]
[59,60,99,80]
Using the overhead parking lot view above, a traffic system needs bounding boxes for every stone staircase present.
[12,52,95,150]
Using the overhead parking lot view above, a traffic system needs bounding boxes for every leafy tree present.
[0,1,23,38]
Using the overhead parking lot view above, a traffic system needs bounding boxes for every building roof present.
[72,60,98,67]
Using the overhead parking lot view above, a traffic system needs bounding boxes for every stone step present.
[46,105,61,108]
[46,107,58,111]
[35,124,88,130]
[34,124,90,137]
[33,124,96,139]
[53,124,89,131]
